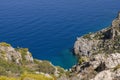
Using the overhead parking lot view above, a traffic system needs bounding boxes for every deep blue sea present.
[0,0,120,69]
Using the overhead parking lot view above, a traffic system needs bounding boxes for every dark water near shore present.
[0,0,120,69]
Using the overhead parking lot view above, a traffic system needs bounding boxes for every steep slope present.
[57,12,120,80]
[0,42,33,65]
[0,42,66,80]
[74,12,120,56]
[69,12,120,80]
[1,12,120,80]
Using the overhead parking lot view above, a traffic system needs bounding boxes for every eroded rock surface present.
[61,12,120,80]
[0,42,33,64]
[74,12,120,57]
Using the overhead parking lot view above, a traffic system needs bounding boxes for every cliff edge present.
[0,12,120,80]
[74,12,120,56]
[68,12,120,80]
[0,42,66,80]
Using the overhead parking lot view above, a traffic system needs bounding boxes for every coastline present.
[0,12,120,80]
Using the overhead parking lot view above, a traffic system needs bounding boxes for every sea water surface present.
[0,0,120,69]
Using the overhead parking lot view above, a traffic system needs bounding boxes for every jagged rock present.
[70,12,120,80]
[0,42,65,78]
[74,38,99,56]
[90,69,120,80]
[74,12,120,56]
[0,42,34,64]
[90,70,112,80]
[111,13,120,39]
[70,53,120,80]
[0,12,120,80]
[0,44,22,64]
[24,51,34,63]
[89,53,120,69]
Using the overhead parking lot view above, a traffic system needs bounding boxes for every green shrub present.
[56,66,65,74]
[93,33,104,39]
[0,50,6,57]
[34,59,41,64]
[36,61,55,74]
[0,59,33,76]
[79,57,88,64]
[0,73,54,80]
[21,72,54,80]
[83,33,91,39]
[17,48,28,55]
[113,65,120,71]
[16,48,29,64]
[0,42,11,47]
[0,76,17,80]
[0,66,7,75]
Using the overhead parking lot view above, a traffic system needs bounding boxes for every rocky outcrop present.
[0,42,34,64]
[63,53,120,80]
[90,69,120,80]
[0,42,66,79]
[67,12,120,80]
[74,37,99,56]
[1,12,120,80]
[90,53,120,69]
[74,12,120,57]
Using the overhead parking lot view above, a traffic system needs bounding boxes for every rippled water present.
[0,0,120,69]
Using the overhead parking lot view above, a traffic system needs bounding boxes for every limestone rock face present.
[74,38,99,56]
[0,42,64,78]
[111,13,120,39]
[90,70,112,80]
[69,53,120,80]
[70,12,120,80]
[90,53,120,69]
[0,45,22,64]
[90,69,120,80]
[24,51,34,63]
[74,12,120,56]
[0,42,34,64]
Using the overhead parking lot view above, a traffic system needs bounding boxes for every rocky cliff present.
[0,42,66,80]
[0,42,33,65]
[68,12,120,80]
[74,12,120,56]
[1,12,120,80]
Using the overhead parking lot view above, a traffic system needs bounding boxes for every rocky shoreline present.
[66,12,120,80]
[0,12,120,80]
[0,42,66,80]
[57,12,120,80]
